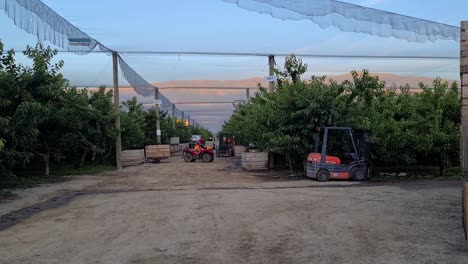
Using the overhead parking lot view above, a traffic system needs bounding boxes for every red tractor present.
[183,143,214,162]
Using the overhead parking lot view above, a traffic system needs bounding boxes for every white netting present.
[0,0,187,120]
[117,55,154,97]
[118,55,185,117]
[2,0,461,131]
[223,0,460,42]
[0,0,110,53]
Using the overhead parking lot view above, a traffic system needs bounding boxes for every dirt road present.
[0,157,466,263]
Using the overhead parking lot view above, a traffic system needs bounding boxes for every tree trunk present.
[43,153,50,176]
[439,155,446,177]
[439,164,446,177]
[104,144,113,161]
[268,153,274,169]
[313,131,320,153]
[40,138,50,176]
[79,147,89,168]
[287,153,294,176]
[91,150,96,161]
[302,157,310,176]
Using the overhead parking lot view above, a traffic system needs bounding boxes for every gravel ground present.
[0,157,466,264]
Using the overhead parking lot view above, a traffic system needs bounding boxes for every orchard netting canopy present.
[0,0,463,131]
[223,0,460,42]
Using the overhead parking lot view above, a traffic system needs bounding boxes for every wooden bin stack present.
[464,181,468,248]
[121,149,145,167]
[234,145,246,157]
[241,151,268,170]
[461,21,468,248]
[205,141,214,148]
[170,137,180,154]
[145,145,171,159]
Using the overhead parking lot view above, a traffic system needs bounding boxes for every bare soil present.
[0,157,466,264]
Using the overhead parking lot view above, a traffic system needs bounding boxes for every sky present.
[1,0,467,131]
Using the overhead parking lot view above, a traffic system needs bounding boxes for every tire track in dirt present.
[0,176,460,232]
[0,181,389,231]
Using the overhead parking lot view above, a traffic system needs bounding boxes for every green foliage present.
[0,42,48,178]
[0,40,213,183]
[275,55,308,86]
[121,97,147,149]
[0,42,117,178]
[120,97,212,149]
[221,55,461,176]
[191,124,213,141]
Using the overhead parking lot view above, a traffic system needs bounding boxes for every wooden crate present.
[121,149,145,167]
[241,151,268,170]
[145,145,171,159]
[180,143,189,150]
[205,141,214,148]
[234,145,246,157]
[170,144,179,153]
[464,181,468,248]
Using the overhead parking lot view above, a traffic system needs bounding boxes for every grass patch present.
[1,163,115,190]
[0,189,15,200]
[374,165,461,180]
[52,164,116,177]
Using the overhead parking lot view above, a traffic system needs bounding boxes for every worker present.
[194,141,201,155]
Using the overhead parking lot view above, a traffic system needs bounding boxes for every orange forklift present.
[216,134,235,157]
[306,127,372,182]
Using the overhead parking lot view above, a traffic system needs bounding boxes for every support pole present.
[268,55,275,93]
[182,112,185,126]
[172,103,176,130]
[112,52,122,170]
[154,87,161,144]
[461,21,468,249]
[462,22,468,175]
[268,54,275,168]
[246,88,250,100]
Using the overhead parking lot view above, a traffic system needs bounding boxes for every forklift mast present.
[321,127,356,163]
[354,129,371,162]
[321,127,371,164]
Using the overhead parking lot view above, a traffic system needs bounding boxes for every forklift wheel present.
[351,167,367,181]
[316,170,330,182]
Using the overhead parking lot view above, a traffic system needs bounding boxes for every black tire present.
[209,155,214,162]
[316,170,330,182]
[202,153,213,163]
[184,153,193,162]
[351,167,367,181]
